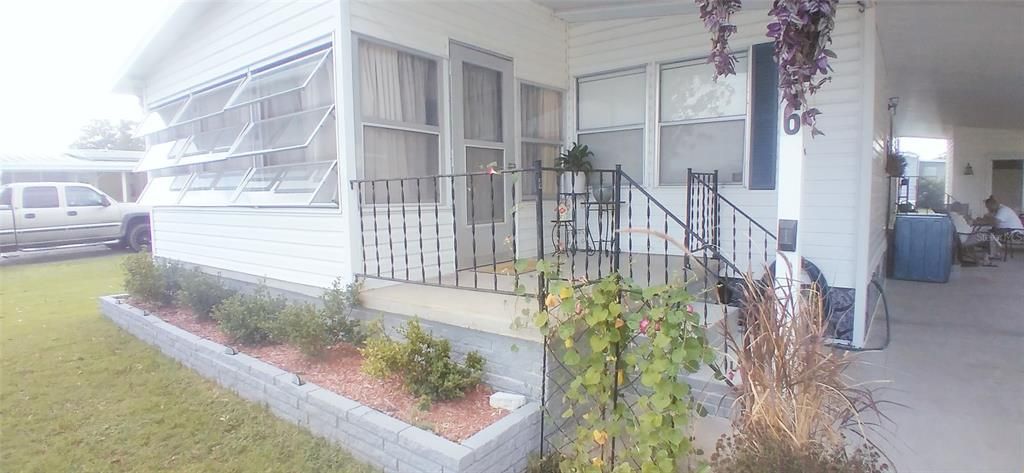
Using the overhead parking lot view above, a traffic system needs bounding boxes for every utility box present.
[891,214,954,283]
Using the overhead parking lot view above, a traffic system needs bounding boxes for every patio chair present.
[997,228,1024,260]
[949,211,999,266]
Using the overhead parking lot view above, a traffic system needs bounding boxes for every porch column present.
[775,112,806,313]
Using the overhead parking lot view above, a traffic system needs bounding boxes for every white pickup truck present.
[0,182,152,253]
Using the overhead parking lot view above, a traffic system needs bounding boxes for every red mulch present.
[131,300,509,442]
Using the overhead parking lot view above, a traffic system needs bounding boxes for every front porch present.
[853,256,1024,472]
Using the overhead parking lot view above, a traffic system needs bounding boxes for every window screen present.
[22,186,59,208]
[578,70,645,130]
[658,57,748,185]
[577,69,645,182]
[66,187,106,207]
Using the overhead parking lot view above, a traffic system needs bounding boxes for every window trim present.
[353,35,446,190]
[654,51,753,188]
[224,49,332,110]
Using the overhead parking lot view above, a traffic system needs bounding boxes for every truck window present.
[22,186,59,209]
[0,188,10,206]
[66,186,106,207]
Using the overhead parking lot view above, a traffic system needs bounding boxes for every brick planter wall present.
[100,296,540,473]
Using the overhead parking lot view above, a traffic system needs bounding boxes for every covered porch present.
[853,256,1024,472]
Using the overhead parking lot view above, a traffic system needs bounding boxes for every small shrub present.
[176,269,234,321]
[710,433,889,473]
[321,279,366,346]
[275,303,333,356]
[212,285,286,345]
[360,320,485,401]
[361,321,406,378]
[122,253,171,305]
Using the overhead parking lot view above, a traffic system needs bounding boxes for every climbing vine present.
[534,264,715,473]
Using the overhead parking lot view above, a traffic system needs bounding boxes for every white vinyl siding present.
[143,1,337,103]
[152,207,350,290]
[568,8,866,287]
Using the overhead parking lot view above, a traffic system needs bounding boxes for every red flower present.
[638,317,650,335]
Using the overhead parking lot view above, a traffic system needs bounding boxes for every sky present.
[898,137,949,162]
[0,0,174,152]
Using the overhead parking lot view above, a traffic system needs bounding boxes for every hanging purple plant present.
[696,0,743,77]
[766,0,840,136]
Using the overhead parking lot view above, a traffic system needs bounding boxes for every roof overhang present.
[112,1,212,96]
[0,150,144,173]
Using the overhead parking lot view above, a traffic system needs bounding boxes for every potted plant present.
[557,142,593,194]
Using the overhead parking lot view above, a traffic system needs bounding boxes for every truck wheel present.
[127,223,152,252]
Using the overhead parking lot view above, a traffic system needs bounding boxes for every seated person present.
[951,211,996,266]
[974,196,1024,236]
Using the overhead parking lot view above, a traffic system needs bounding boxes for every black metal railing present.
[351,162,774,311]
[688,169,777,291]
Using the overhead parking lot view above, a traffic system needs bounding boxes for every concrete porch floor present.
[852,256,1024,472]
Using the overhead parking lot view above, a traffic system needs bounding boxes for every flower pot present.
[591,185,615,204]
[560,172,587,194]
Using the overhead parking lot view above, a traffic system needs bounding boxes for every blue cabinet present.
[892,214,954,283]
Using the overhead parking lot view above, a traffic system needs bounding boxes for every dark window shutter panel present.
[749,42,779,190]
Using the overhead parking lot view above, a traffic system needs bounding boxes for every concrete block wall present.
[100,296,541,473]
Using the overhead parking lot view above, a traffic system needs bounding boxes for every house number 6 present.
[784,113,801,135]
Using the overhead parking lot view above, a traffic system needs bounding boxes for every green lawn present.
[0,254,372,472]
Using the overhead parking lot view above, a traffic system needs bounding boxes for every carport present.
[860,2,1023,471]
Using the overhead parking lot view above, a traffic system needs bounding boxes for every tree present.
[71,119,145,151]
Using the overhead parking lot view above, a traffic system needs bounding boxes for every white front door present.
[450,42,515,270]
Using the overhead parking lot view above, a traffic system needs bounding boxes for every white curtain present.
[359,42,437,125]
[462,63,502,141]
[521,84,562,198]
[359,41,440,203]
[521,85,562,141]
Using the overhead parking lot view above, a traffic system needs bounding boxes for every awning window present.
[233,161,336,206]
[227,105,334,158]
[225,50,330,109]
[135,138,190,172]
[175,123,249,166]
[134,98,187,137]
[179,169,250,206]
[137,174,190,206]
[172,78,244,126]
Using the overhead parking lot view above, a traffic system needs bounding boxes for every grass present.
[0,254,373,472]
